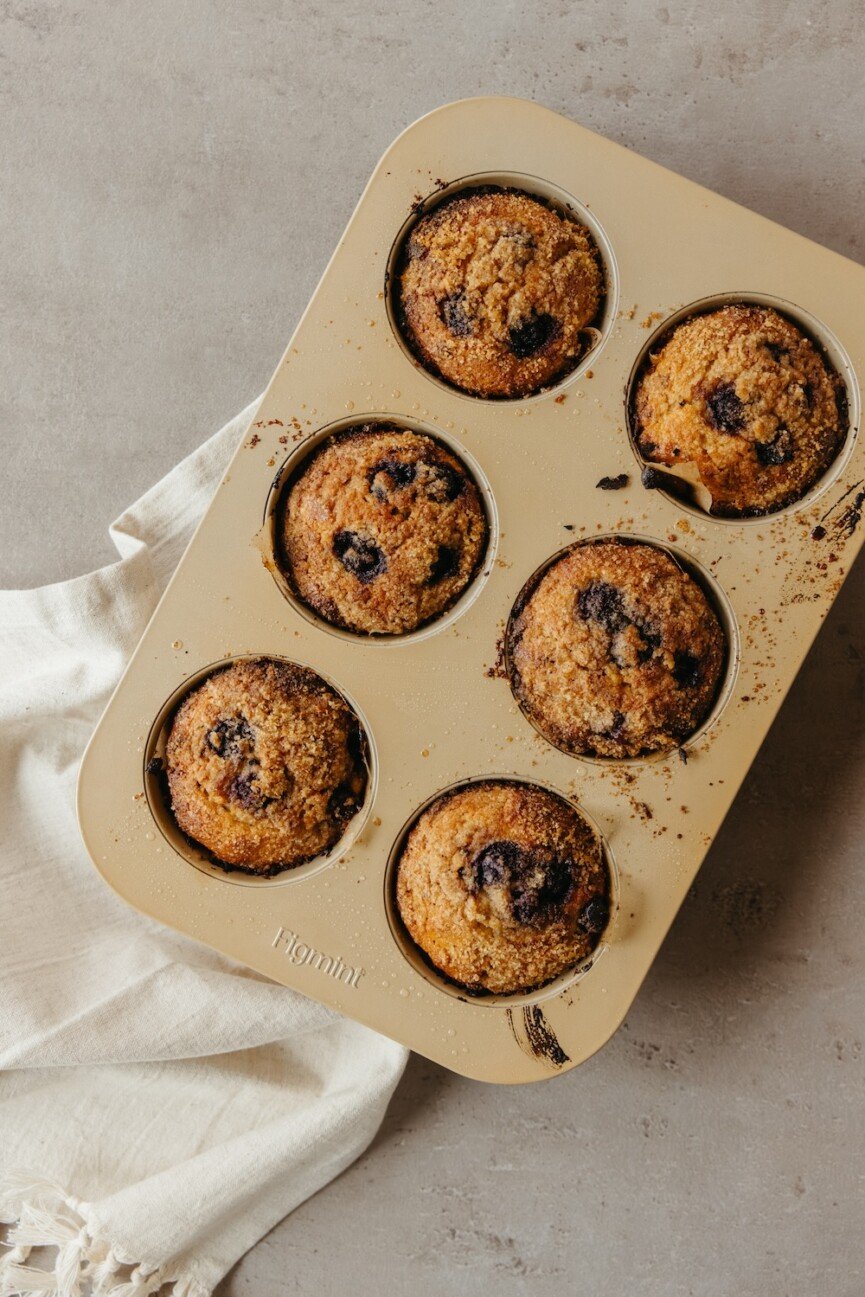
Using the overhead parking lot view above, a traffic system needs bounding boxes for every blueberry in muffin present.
[506,539,726,759]
[164,657,368,874]
[279,424,488,635]
[397,187,604,398]
[633,304,846,516]
[395,779,610,995]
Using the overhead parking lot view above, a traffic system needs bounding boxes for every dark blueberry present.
[332,530,387,583]
[512,858,572,924]
[536,858,573,909]
[576,581,629,634]
[705,382,746,434]
[228,773,270,811]
[206,716,253,758]
[596,474,629,491]
[439,291,473,338]
[468,840,519,890]
[578,894,609,934]
[469,840,575,924]
[145,756,163,776]
[508,311,558,359]
[606,710,627,741]
[425,461,464,503]
[763,341,790,363]
[426,544,460,586]
[328,782,361,823]
[636,625,662,662]
[672,650,701,688]
[367,458,417,500]
[511,889,541,923]
[640,465,666,490]
[755,427,794,467]
[811,524,827,540]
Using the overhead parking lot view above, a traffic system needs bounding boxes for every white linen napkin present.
[0,401,408,1297]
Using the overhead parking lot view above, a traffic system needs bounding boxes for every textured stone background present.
[3,2,863,1293]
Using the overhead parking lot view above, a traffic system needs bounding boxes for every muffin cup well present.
[626,292,859,523]
[385,172,619,402]
[143,655,377,886]
[383,776,618,1007]
[264,415,498,643]
[505,534,740,765]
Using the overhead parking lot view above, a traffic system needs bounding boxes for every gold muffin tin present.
[77,97,865,1083]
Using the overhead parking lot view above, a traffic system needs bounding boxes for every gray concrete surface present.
[3,1,864,1293]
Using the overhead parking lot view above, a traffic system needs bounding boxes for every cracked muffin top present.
[397,187,604,398]
[507,540,726,759]
[633,304,846,516]
[165,658,367,874]
[395,780,610,995]
[279,425,488,635]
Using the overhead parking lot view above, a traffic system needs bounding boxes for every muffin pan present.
[77,97,865,1083]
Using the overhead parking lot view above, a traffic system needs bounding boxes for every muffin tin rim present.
[382,773,619,1009]
[384,169,620,404]
[142,653,379,887]
[624,290,861,525]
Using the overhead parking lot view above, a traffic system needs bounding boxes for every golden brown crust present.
[395,780,609,995]
[398,188,603,398]
[165,658,367,874]
[634,304,845,516]
[507,541,726,759]
[279,425,488,635]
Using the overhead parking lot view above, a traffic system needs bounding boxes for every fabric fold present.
[0,401,408,1296]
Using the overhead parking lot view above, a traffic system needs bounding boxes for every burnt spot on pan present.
[507,1005,570,1067]
[834,483,865,539]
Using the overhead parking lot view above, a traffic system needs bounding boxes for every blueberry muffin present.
[279,425,488,635]
[633,304,846,516]
[395,780,610,995]
[164,658,367,874]
[397,187,604,398]
[507,540,726,759]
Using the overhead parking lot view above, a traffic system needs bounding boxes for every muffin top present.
[633,304,846,516]
[398,187,604,398]
[279,425,488,635]
[507,540,726,759]
[395,780,610,995]
[164,658,367,874]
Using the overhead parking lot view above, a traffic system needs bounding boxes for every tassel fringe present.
[0,1174,208,1297]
